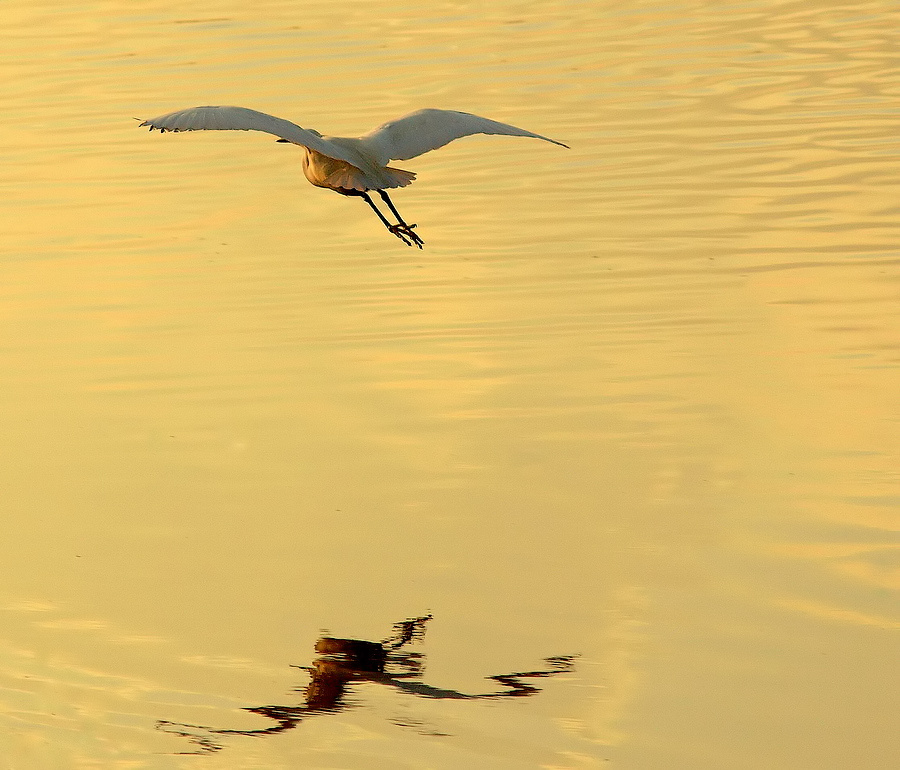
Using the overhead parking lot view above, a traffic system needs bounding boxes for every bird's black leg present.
[378,190,424,249]
[358,192,415,247]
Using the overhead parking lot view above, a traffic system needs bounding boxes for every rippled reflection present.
[157,615,575,755]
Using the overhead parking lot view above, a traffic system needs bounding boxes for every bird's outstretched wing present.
[138,106,361,167]
[360,109,568,165]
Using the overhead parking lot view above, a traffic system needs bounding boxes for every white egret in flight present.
[138,106,568,248]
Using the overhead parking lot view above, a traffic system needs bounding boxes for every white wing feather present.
[360,108,569,165]
[139,106,362,167]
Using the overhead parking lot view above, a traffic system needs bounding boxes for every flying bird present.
[138,106,568,248]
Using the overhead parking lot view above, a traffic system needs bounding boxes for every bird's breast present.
[302,148,372,192]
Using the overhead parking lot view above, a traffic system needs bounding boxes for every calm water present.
[1,1,897,768]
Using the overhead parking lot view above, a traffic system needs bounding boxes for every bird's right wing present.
[138,106,362,167]
[360,108,569,165]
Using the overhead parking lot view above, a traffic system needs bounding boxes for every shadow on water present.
[157,615,576,755]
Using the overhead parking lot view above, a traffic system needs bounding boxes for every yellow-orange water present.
[1,1,897,768]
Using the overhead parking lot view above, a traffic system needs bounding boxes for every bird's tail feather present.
[381,166,416,189]
[323,164,416,191]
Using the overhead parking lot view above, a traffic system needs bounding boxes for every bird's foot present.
[389,223,424,249]
[388,225,414,247]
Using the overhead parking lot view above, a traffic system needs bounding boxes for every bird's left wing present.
[359,108,569,165]
[139,106,361,167]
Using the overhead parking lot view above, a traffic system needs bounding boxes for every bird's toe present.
[388,226,414,247]
[389,223,424,248]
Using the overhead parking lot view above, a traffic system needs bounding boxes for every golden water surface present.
[1,1,897,768]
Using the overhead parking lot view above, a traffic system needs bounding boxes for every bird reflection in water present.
[157,614,575,755]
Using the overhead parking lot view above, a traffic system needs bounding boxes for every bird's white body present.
[139,106,567,247]
[298,139,415,193]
